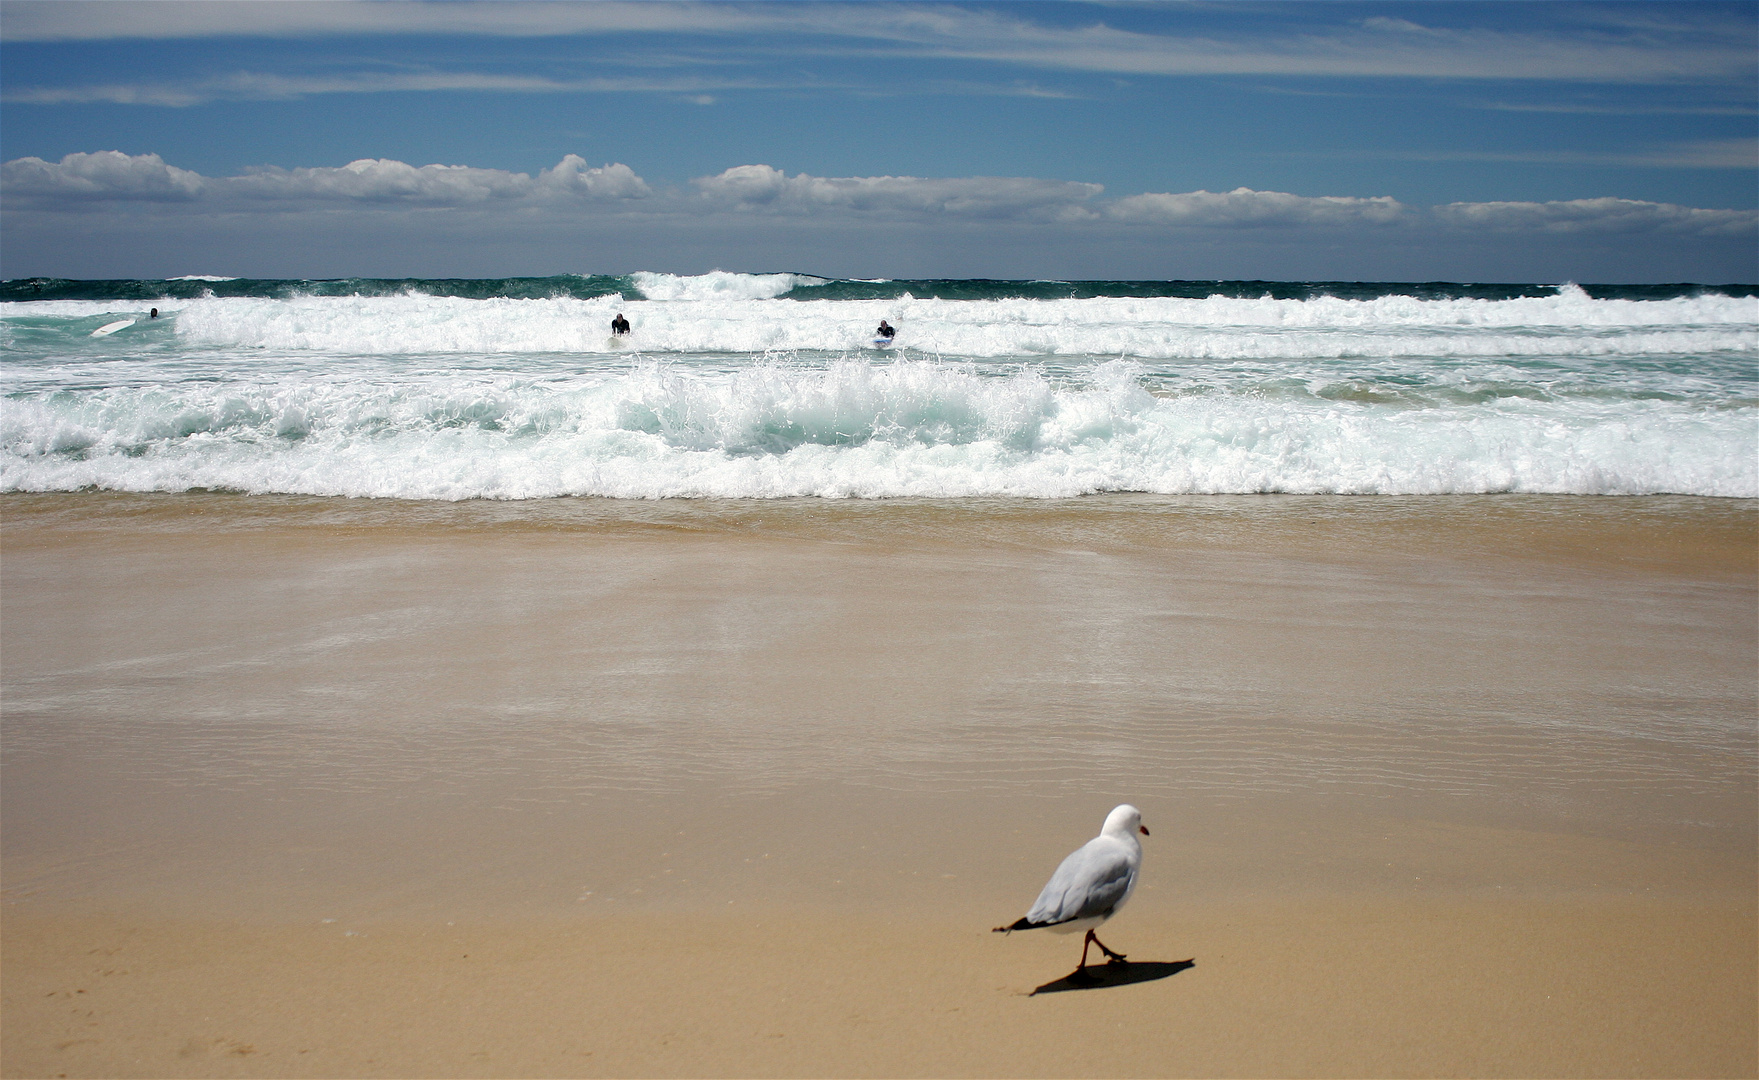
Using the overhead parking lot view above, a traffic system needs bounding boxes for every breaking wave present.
[3,275,1753,498]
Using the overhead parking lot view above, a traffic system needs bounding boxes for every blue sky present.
[2,0,1754,281]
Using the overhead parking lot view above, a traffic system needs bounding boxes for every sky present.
[1,0,1754,282]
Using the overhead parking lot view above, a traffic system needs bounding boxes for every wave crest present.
[3,359,1751,499]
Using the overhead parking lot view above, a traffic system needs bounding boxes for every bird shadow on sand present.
[1030,958,1195,996]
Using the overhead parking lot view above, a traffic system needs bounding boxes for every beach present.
[3,491,1754,1077]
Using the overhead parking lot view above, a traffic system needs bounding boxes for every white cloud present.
[1,151,649,207]
[224,156,649,204]
[1434,197,1757,237]
[536,157,651,200]
[1106,188,1409,228]
[0,150,205,200]
[692,165,1102,219]
[226,159,534,204]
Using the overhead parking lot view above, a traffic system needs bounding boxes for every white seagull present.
[994,804,1149,969]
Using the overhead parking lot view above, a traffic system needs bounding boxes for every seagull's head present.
[1104,803,1148,838]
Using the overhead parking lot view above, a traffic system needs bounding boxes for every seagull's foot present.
[1089,933,1128,964]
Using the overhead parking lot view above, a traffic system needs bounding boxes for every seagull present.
[994,804,1149,969]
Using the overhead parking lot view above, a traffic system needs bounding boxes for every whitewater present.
[2,273,1754,499]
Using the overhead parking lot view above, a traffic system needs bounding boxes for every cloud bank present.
[0,150,206,201]
[4,151,1753,283]
[691,164,1102,220]
[5,152,1751,241]
[1434,196,1756,237]
[1,152,650,206]
[1105,189,1408,228]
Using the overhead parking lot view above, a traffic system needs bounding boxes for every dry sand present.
[6,893,1753,1079]
[3,492,1755,1078]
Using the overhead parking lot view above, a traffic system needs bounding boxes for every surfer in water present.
[611,313,631,336]
[876,319,895,340]
[150,308,158,319]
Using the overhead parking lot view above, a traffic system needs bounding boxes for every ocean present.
[2,272,1755,500]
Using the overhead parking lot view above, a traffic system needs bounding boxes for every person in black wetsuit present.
[876,319,895,340]
[611,313,631,336]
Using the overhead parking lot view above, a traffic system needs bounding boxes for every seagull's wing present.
[1021,837,1135,927]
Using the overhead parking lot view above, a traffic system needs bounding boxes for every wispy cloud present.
[1385,138,1759,170]
[914,11,1753,84]
[0,68,1086,107]
[0,1,771,42]
[1433,197,1757,237]
[1476,101,1758,117]
[3,1,1751,87]
[2,70,788,107]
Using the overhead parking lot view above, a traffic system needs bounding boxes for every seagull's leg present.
[1089,931,1128,964]
[1079,930,1095,970]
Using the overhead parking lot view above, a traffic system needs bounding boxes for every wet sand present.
[2,492,1755,1078]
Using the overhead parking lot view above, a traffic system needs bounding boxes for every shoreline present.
[4,488,1755,579]
[4,492,1754,1076]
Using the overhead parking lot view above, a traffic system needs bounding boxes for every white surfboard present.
[872,337,896,348]
[92,319,135,337]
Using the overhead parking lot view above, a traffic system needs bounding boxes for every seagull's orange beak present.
[1139,825,1150,836]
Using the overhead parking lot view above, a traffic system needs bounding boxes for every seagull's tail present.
[993,917,1039,934]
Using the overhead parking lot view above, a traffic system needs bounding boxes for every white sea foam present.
[1,358,1752,499]
[631,270,801,301]
[1,300,189,318]
[106,288,1759,359]
[4,282,1753,499]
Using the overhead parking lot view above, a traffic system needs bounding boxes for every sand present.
[3,492,1755,1078]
